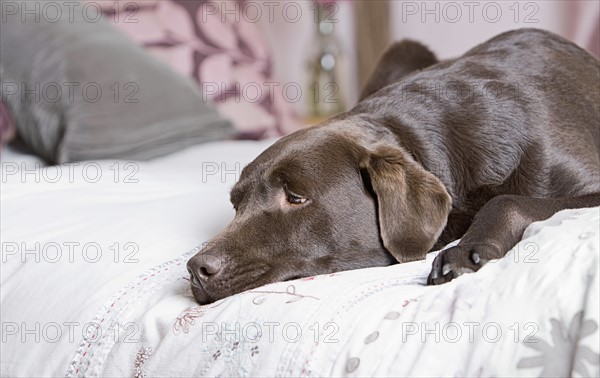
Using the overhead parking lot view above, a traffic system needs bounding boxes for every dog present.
[187,29,600,305]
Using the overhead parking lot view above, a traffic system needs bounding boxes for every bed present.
[1,140,599,377]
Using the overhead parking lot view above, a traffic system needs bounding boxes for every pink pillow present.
[94,0,301,139]
[0,100,16,149]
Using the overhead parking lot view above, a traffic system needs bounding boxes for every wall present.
[258,1,357,116]
[391,0,599,59]
[259,1,599,115]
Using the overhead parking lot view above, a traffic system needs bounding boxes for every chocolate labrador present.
[187,29,600,305]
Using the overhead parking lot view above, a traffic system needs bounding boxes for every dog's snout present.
[187,254,223,285]
[198,254,222,276]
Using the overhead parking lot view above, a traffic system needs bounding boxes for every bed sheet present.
[1,141,598,377]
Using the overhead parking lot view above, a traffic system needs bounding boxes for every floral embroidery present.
[248,284,320,304]
[517,311,600,376]
[173,300,226,335]
[197,324,262,376]
[173,306,206,335]
[133,346,153,378]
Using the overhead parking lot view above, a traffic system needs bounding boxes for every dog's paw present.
[427,243,500,285]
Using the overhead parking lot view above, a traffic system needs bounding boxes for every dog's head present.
[187,117,451,304]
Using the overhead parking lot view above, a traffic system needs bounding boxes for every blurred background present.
[91,0,600,121]
[264,0,600,116]
[1,0,599,161]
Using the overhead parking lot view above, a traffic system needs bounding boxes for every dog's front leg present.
[427,193,600,285]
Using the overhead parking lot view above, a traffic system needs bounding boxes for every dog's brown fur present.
[188,29,600,305]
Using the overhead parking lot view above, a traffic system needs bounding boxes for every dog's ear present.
[360,40,438,101]
[361,145,452,262]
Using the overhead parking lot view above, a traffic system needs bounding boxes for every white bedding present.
[1,141,599,377]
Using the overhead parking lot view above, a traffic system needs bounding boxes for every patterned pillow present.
[95,0,301,139]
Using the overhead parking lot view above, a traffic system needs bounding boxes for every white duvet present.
[1,140,599,377]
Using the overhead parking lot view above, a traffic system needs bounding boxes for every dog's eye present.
[287,193,307,205]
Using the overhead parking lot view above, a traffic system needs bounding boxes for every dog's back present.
[353,29,600,205]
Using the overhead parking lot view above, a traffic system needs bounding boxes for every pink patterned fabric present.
[0,100,16,149]
[95,0,301,139]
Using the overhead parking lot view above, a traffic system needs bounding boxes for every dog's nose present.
[187,254,222,285]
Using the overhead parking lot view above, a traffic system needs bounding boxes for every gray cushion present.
[0,0,234,164]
